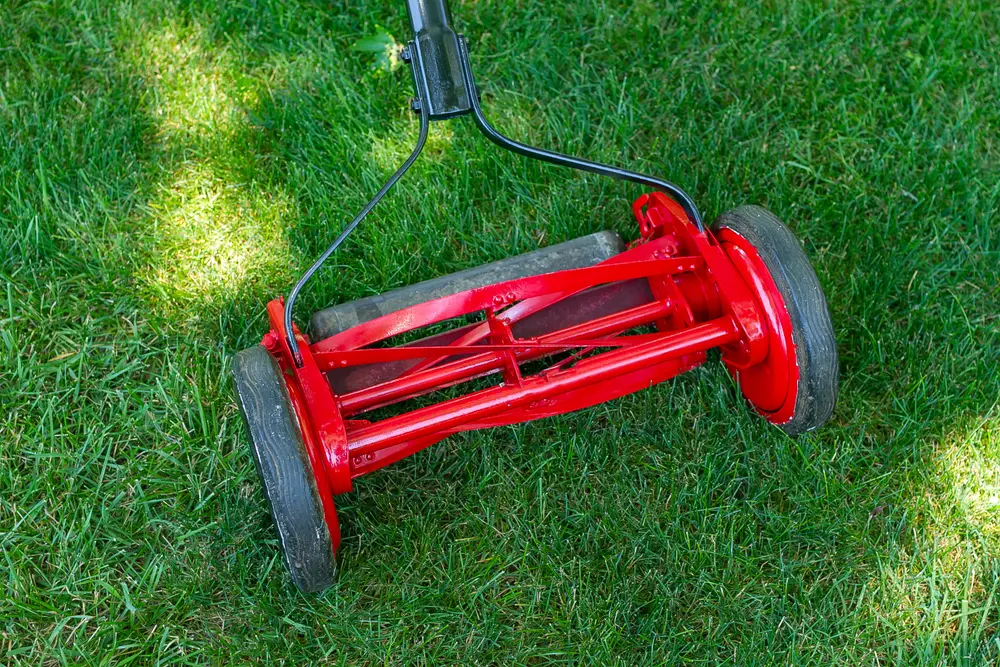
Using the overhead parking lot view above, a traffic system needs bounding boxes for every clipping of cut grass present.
[1,0,999,664]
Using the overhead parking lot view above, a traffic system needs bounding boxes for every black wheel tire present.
[232,346,336,592]
[711,206,838,435]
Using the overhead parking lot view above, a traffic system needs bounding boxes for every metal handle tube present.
[404,0,471,118]
[405,0,453,33]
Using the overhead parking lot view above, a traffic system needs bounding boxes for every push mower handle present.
[404,0,472,119]
[405,0,453,33]
[281,0,704,366]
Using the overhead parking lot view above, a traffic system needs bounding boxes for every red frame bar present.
[311,254,703,356]
[334,297,676,415]
[262,192,772,504]
[346,316,739,457]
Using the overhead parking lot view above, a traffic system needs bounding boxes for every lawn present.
[2,0,999,663]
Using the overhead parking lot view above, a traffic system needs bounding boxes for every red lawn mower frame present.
[232,0,838,592]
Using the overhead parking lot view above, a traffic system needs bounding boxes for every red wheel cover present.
[716,229,800,425]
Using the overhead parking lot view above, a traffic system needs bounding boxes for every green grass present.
[2,0,998,663]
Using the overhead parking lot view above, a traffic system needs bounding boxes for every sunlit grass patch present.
[121,19,299,319]
[931,411,1000,540]
[143,162,297,315]
[848,411,1000,660]
[125,22,243,142]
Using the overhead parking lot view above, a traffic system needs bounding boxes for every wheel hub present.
[716,228,800,425]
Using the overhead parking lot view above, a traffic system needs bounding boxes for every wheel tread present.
[232,346,336,592]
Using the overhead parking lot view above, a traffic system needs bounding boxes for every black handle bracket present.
[405,0,472,119]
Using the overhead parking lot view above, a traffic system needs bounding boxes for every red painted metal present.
[335,298,675,415]
[346,317,740,457]
[715,228,800,425]
[258,192,799,554]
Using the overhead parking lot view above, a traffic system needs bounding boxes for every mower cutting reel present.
[232,0,838,592]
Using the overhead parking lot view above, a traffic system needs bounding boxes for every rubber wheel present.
[711,206,838,435]
[232,346,336,592]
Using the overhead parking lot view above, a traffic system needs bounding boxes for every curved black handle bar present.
[282,26,704,365]
[283,101,429,365]
[455,37,704,232]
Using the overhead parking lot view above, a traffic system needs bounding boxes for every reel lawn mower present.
[232,0,839,592]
